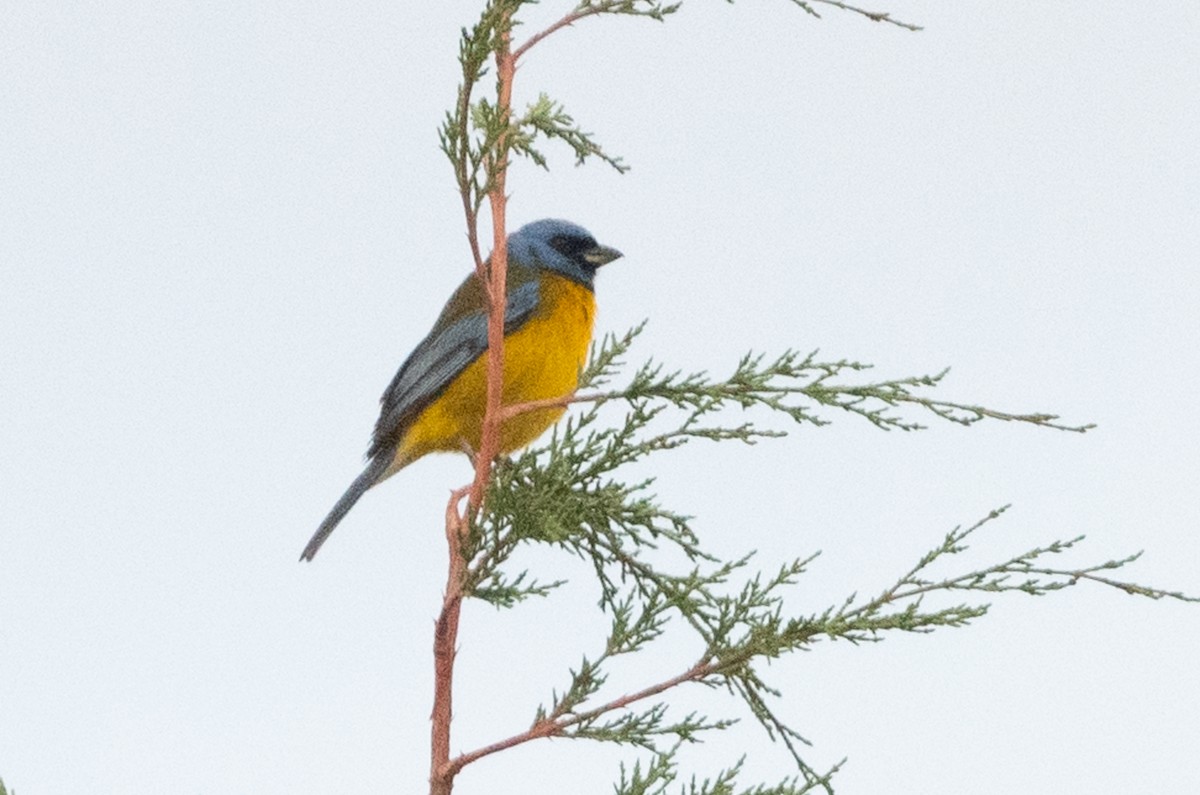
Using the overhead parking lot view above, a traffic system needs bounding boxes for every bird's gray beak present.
[582,244,623,267]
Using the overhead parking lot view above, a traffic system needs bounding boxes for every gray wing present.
[367,279,541,459]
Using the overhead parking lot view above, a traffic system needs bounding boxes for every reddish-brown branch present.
[431,19,517,795]
[442,659,713,778]
[513,8,602,62]
[497,391,603,423]
[430,487,470,795]
[466,32,515,516]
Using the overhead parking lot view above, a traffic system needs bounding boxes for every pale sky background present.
[3,2,1199,793]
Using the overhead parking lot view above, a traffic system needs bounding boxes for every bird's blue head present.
[507,218,623,290]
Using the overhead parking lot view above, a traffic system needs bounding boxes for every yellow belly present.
[391,274,595,470]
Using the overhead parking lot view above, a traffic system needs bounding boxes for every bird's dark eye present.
[549,234,598,259]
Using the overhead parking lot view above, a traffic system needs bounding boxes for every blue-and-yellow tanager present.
[300,219,622,560]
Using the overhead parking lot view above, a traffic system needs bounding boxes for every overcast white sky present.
[3,2,1199,793]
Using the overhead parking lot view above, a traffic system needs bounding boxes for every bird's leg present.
[457,437,478,468]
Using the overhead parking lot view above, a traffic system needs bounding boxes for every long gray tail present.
[300,454,392,562]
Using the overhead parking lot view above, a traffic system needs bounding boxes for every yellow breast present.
[393,274,595,468]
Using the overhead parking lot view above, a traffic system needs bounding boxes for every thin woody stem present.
[432,15,516,795]
[513,7,603,61]
[468,29,515,515]
[429,488,470,795]
[497,391,605,421]
[807,0,922,31]
[443,659,712,777]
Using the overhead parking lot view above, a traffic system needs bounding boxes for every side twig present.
[445,660,712,776]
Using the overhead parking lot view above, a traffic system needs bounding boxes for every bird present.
[300,218,622,561]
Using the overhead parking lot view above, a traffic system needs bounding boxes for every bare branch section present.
[797,0,923,31]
